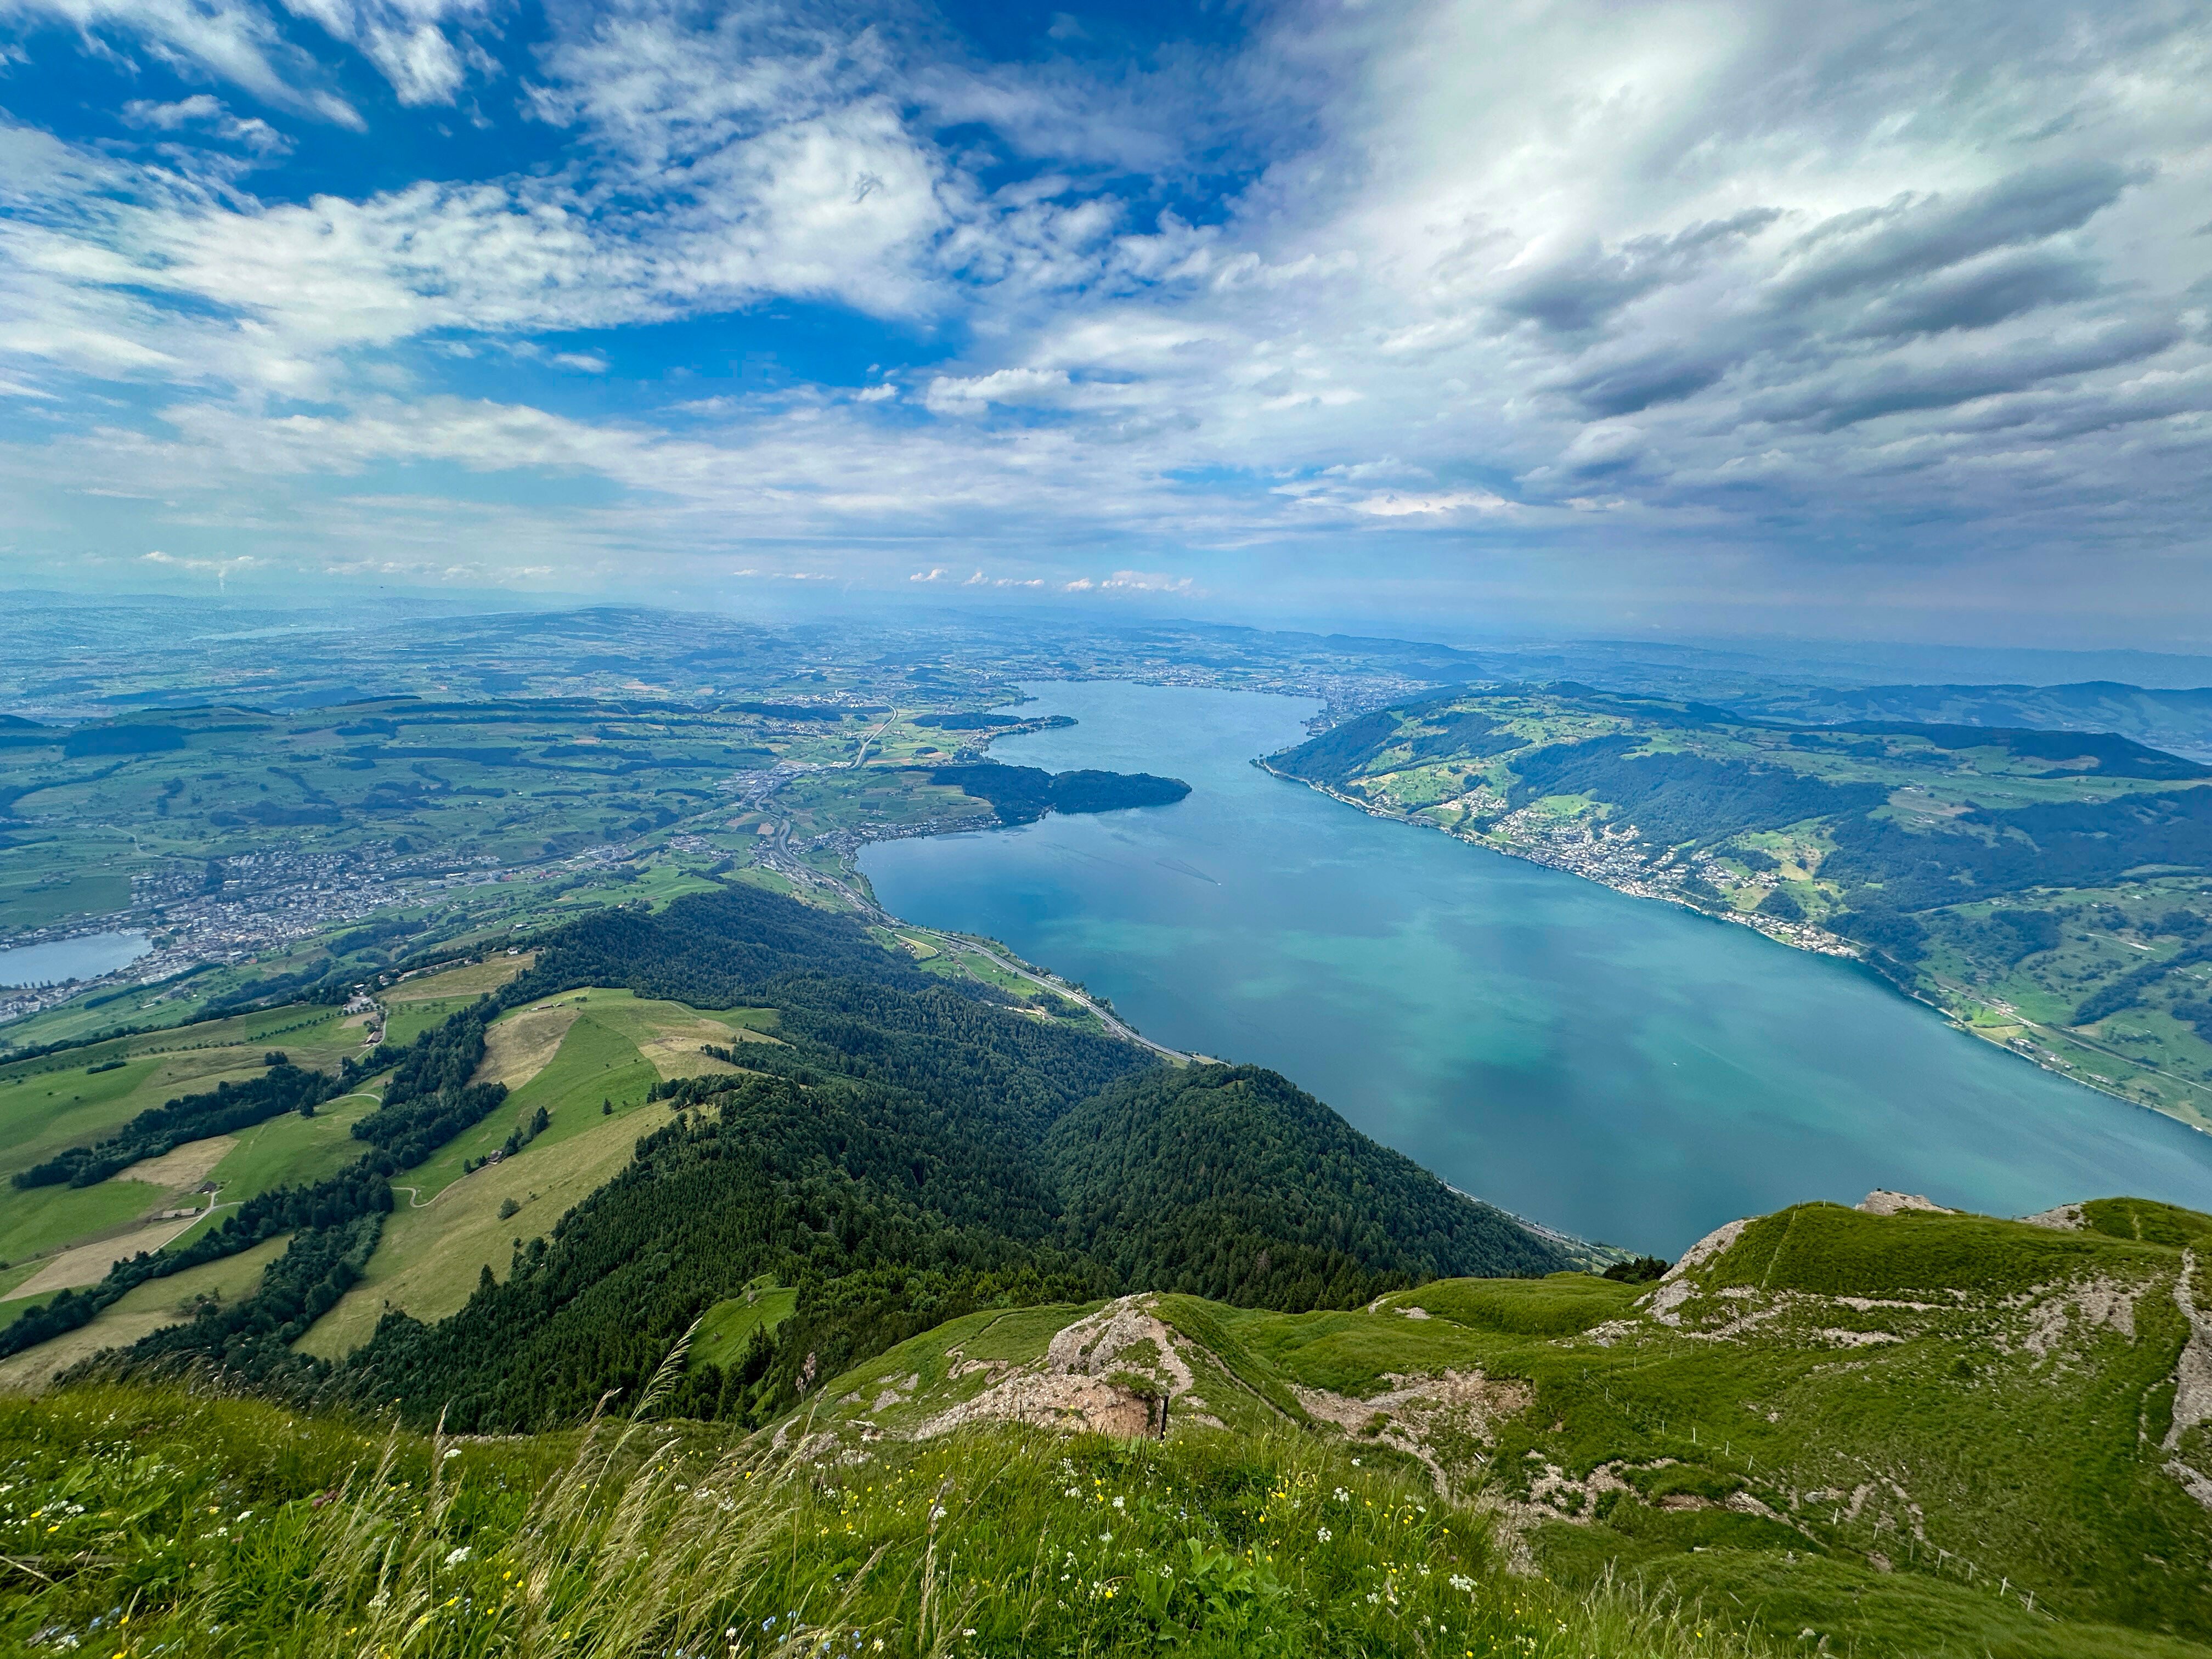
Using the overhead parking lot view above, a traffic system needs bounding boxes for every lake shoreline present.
[1254,757,2212,1139]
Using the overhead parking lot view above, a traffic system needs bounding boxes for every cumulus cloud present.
[0,0,2208,636]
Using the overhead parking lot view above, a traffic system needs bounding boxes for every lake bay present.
[861,681,2212,1254]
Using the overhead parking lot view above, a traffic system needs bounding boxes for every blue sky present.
[1,0,2208,645]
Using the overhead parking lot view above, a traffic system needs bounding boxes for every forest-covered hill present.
[0,879,1572,1428]
[1270,683,2212,1128]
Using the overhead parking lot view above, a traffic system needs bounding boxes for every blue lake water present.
[861,681,2212,1255]
[0,930,151,989]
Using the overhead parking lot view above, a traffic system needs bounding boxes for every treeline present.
[13,1056,344,1189]
[0,1000,495,1369]
[348,1003,509,1166]
[1047,1065,1564,1307]
[0,1158,391,1361]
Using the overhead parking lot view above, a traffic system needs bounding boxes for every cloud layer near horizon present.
[1,0,2208,641]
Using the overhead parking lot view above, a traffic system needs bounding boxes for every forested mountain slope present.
[1271,682,2212,1126]
[0,879,1574,1426]
[1048,1064,1564,1305]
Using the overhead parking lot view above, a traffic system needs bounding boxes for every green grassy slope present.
[0,1383,1759,1659]
[0,1009,376,1281]
[7,1195,2207,1657]
[785,1197,2212,1658]
[688,1280,798,1371]
[294,1005,668,1359]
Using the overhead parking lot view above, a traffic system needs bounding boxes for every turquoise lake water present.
[860,680,2212,1255]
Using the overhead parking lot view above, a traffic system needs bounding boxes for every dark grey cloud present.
[1555,350,1734,419]
[1495,209,1782,335]
[1770,160,2146,308]
[1746,318,2184,431]
[1846,247,2102,338]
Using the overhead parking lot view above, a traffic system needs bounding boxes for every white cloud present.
[278,0,488,104]
[2,0,362,125]
[1,0,2209,636]
[122,93,291,153]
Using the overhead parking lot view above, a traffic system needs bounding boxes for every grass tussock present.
[0,1365,1778,1658]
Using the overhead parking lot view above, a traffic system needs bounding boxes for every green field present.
[403,1007,661,1203]
[294,995,699,1359]
[689,1281,798,1370]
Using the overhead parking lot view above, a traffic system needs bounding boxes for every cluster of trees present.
[0,1157,392,1362]
[1505,737,1889,847]
[347,1005,509,1167]
[0,988,504,1367]
[1270,709,1406,786]
[2073,941,2212,1026]
[1820,787,2212,912]
[13,1054,342,1189]
[928,763,1191,825]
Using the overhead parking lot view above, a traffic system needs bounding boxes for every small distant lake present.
[0,930,151,989]
[862,681,2212,1255]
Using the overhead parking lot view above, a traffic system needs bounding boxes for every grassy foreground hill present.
[4,1192,2210,1657]
[1270,683,2212,1127]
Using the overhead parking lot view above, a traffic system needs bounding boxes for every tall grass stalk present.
[2,1373,1781,1658]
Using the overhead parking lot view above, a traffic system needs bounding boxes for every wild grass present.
[0,1356,1782,1658]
